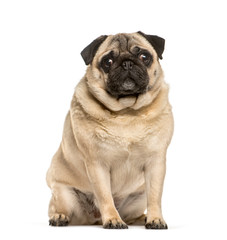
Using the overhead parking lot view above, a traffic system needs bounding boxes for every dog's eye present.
[139,53,151,64]
[104,58,113,68]
[100,51,115,73]
[101,56,114,73]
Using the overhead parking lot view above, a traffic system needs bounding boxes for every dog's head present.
[81,31,165,110]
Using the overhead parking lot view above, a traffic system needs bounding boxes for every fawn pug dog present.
[46,31,174,229]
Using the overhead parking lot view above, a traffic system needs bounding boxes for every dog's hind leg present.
[118,191,147,225]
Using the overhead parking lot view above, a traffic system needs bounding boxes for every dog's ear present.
[81,35,108,65]
[137,31,165,59]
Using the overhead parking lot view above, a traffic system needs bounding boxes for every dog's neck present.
[74,76,169,120]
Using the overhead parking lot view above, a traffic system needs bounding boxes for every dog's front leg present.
[85,161,128,229]
[144,154,168,229]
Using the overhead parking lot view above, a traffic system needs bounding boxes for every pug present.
[46,31,174,229]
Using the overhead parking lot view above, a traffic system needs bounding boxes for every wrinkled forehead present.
[97,33,155,57]
[109,34,136,51]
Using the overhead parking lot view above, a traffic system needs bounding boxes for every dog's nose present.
[122,60,134,70]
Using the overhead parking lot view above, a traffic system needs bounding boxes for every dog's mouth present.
[106,83,147,99]
[106,76,148,97]
[106,66,149,98]
[117,93,139,99]
[121,78,136,91]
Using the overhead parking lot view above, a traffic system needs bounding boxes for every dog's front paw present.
[103,218,128,229]
[49,214,70,226]
[145,218,168,229]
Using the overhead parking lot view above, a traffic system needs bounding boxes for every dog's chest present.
[94,120,156,195]
[109,147,146,195]
[95,118,153,148]
[94,117,159,163]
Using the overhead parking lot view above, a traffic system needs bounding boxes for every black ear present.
[81,35,108,65]
[137,31,165,59]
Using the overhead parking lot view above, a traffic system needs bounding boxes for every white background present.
[0,0,227,239]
